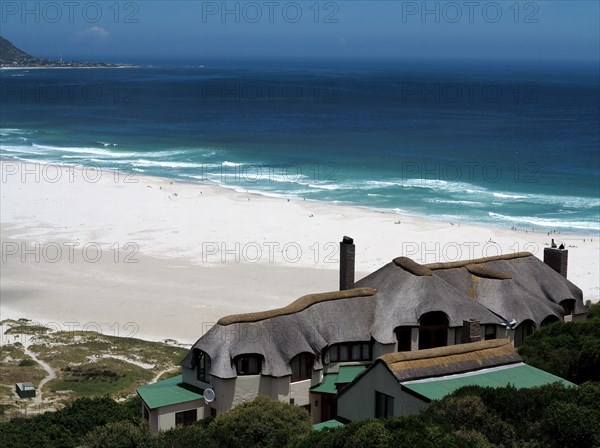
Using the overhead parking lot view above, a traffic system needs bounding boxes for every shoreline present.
[2,155,597,238]
[1,160,598,343]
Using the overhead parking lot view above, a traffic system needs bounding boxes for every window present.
[291,353,314,382]
[375,391,394,419]
[175,409,197,427]
[541,315,559,327]
[560,299,575,316]
[339,345,349,361]
[514,320,536,347]
[235,354,262,375]
[194,350,211,383]
[484,325,497,340]
[328,342,371,362]
[143,405,149,421]
[419,312,449,350]
[395,327,412,352]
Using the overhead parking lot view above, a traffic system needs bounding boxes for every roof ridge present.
[465,264,512,280]
[378,339,511,365]
[217,287,377,326]
[392,252,532,276]
[393,257,433,276]
[426,251,533,270]
[378,339,521,379]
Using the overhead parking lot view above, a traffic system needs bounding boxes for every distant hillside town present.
[0,36,123,68]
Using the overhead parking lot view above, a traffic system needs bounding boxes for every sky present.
[1,1,599,64]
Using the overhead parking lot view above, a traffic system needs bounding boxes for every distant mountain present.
[0,36,41,66]
[0,36,123,68]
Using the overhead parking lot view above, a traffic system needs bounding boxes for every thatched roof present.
[433,255,585,326]
[183,287,378,379]
[358,253,584,342]
[379,339,521,382]
[217,288,376,325]
[357,262,505,344]
[184,253,584,379]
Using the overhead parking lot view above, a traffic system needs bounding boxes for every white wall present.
[155,399,206,433]
[209,373,314,414]
[289,379,311,406]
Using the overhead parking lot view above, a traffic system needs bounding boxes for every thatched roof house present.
[184,248,584,380]
[139,238,585,432]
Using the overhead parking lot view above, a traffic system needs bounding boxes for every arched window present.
[514,320,536,347]
[192,349,211,383]
[290,353,314,382]
[419,312,449,350]
[234,354,262,375]
[395,326,412,352]
[541,315,560,327]
[327,342,371,362]
[560,299,575,316]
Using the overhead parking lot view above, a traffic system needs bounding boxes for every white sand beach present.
[1,160,598,344]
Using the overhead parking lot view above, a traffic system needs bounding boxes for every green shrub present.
[83,421,151,448]
[208,396,311,448]
[18,359,36,367]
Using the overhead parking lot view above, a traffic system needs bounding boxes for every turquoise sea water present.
[1,60,598,233]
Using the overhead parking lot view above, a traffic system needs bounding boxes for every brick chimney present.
[543,245,568,278]
[339,236,355,290]
[461,319,481,343]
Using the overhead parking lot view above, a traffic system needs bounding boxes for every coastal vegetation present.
[1,383,598,448]
[0,319,187,419]
[518,300,600,384]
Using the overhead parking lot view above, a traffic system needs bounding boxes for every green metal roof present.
[137,375,203,410]
[310,372,339,394]
[313,419,344,431]
[402,363,576,401]
[337,365,366,383]
[310,365,367,394]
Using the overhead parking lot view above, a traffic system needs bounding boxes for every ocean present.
[1,59,599,234]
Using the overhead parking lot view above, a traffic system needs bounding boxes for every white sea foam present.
[32,143,137,158]
[493,192,528,199]
[307,182,342,190]
[131,159,206,169]
[425,199,485,207]
[0,128,31,135]
[96,141,118,147]
[488,212,599,231]
[400,178,488,195]
[1,145,47,155]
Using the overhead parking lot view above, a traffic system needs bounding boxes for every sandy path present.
[22,340,56,405]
